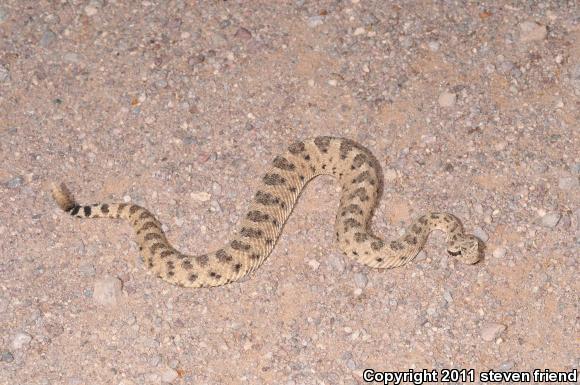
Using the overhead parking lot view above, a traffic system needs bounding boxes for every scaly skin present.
[52,137,482,288]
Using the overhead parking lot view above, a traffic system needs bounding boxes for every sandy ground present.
[1,1,579,384]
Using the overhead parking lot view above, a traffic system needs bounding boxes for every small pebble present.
[472,227,489,242]
[118,380,136,385]
[1,351,14,362]
[327,255,345,272]
[93,276,123,306]
[498,361,515,371]
[415,250,427,261]
[427,41,440,51]
[84,5,99,16]
[480,323,506,342]
[5,176,23,188]
[383,168,397,182]
[307,259,320,270]
[79,263,96,277]
[492,247,506,259]
[307,16,324,28]
[558,176,578,190]
[190,191,211,202]
[11,332,32,350]
[443,291,453,303]
[438,91,456,107]
[0,7,7,22]
[63,52,81,64]
[518,21,547,42]
[161,368,179,383]
[353,272,368,289]
[234,27,252,40]
[0,64,7,83]
[540,212,561,228]
[40,30,57,48]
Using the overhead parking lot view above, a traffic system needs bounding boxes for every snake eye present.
[447,249,462,256]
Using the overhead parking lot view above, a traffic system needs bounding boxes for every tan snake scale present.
[52,137,482,288]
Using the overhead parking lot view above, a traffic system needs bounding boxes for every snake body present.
[52,137,481,288]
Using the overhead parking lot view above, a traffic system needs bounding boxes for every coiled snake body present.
[52,137,481,288]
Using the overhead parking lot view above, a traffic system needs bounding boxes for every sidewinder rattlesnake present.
[52,137,482,288]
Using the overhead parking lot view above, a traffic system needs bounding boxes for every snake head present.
[447,234,482,264]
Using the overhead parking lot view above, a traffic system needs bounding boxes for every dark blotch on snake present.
[371,240,384,250]
[195,254,209,266]
[216,249,233,263]
[314,136,331,153]
[288,141,305,154]
[247,210,269,222]
[263,173,286,186]
[255,191,280,206]
[272,156,295,171]
[231,240,251,251]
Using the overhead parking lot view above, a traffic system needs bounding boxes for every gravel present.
[558,176,579,190]
[353,272,368,289]
[480,323,507,342]
[0,64,10,82]
[1,1,577,384]
[539,212,562,228]
[1,351,14,363]
[472,227,489,242]
[93,276,123,306]
[518,21,548,42]
[307,16,324,28]
[160,368,179,383]
[40,30,57,48]
[438,91,457,107]
[11,332,32,350]
[0,7,7,22]
[492,247,507,259]
[4,176,23,188]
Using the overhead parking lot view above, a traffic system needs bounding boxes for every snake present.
[52,137,482,288]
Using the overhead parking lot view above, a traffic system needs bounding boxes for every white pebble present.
[161,368,178,383]
[353,272,368,288]
[472,227,489,242]
[307,259,320,270]
[383,168,397,182]
[0,64,9,82]
[427,41,440,51]
[558,176,578,190]
[327,255,345,272]
[307,16,324,28]
[118,380,136,385]
[518,21,547,42]
[438,91,456,107]
[123,195,131,203]
[443,291,453,303]
[93,276,123,306]
[84,5,98,16]
[11,332,32,350]
[540,212,561,228]
[353,27,365,36]
[492,247,506,259]
[190,191,211,202]
[480,323,506,342]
